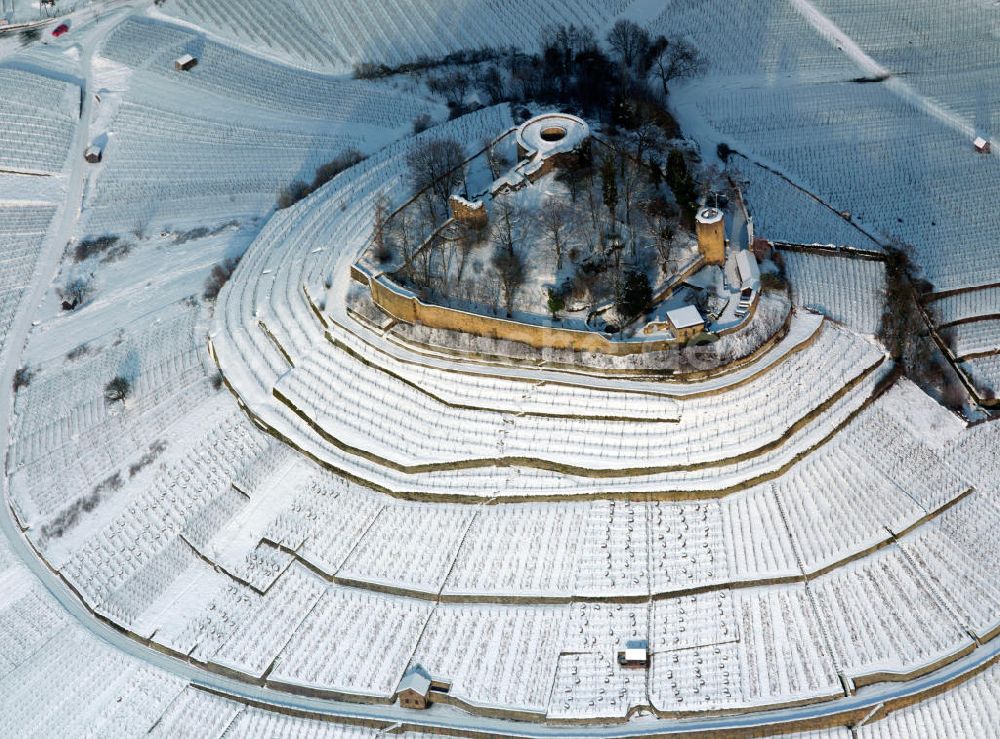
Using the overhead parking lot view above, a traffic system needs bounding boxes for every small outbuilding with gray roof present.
[397,664,433,709]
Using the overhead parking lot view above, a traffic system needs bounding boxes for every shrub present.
[12,366,32,392]
[66,342,91,360]
[128,440,167,477]
[104,375,132,403]
[374,243,394,264]
[202,256,241,300]
[74,234,120,262]
[412,113,432,134]
[547,288,565,320]
[716,142,733,162]
[62,275,94,307]
[19,28,40,46]
[277,179,310,209]
[277,150,367,209]
[310,149,365,192]
[760,272,787,292]
[172,226,210,245]
[353,62,390,79]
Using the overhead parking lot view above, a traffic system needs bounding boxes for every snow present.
[666,304,704,329]
[782,250,885,335]
[514,112,589,167]
[2,0,1000,732]
[735,250,761,291]
[856,658,1000,739]
[696,206,723,225]
[159,0,626,76]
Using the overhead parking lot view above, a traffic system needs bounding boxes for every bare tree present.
[490,197,518,256]
[650,38,706,98]
[454,220,484,285]
[482,272,503,316]
[482,137,509,180]
[541,23,599,64]
[489,199,525,317]
[63,274,94,306]
[556,155,591,204]
[618,155,644,233]
[492,247,525,318]
[411,241,434,295]
[390,206,415,281]
[540,197,571,269]
[632,122,658,166]
[406,137,466,212]
[642,195,677,273]
[434,240,455,295]
[104,375,132,403]
[476,65,505,104]
[601,153,618,222]
[428,71,471,108]
[445,70,470,108]
[606,19,651,72]
[371,193,390,262]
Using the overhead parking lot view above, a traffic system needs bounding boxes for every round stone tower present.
[696,206,726,265]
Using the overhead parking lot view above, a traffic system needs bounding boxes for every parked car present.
[52,23,69,37]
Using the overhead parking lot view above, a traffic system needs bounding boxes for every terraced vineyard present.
[1,1,999,737]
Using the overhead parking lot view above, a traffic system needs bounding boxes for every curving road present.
[1,4,999,737]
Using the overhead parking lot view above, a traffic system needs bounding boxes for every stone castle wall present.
[363,272,693,356]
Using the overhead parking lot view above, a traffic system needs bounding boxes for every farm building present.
[174,54,198,71]
[618,639,649,667]
[666,305,706,341]
[397,664,433,709]
[84,144,102,163]
[736,250,761,292]
[974,136,991,153]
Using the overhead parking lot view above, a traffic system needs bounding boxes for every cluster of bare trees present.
[377,51,713,324]
[396,20,706,133]
[406,138,467,217]
[877,239,968,407]
[277,149,366,209]
[605,19,705,99]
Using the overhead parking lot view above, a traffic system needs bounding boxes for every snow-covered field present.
[0,68,78,174]
[732,160,881,252]
[780,250,885,335]
[159,0,630,75]
[1,0,1000,735]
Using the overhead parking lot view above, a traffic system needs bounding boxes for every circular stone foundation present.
[515,113,589,160]
[540,126,567,142]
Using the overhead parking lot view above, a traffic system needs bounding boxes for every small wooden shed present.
[84,144,102,163]
[974,136,991,154]
[174,54,198,72]
[666,305,706,342]
[396,665,432,709]
[618,639,649,667]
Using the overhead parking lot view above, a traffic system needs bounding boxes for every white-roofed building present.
[618,639,649,667]
[174,54,197,71]
[666,305,705,341]
[736,249,761,291]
